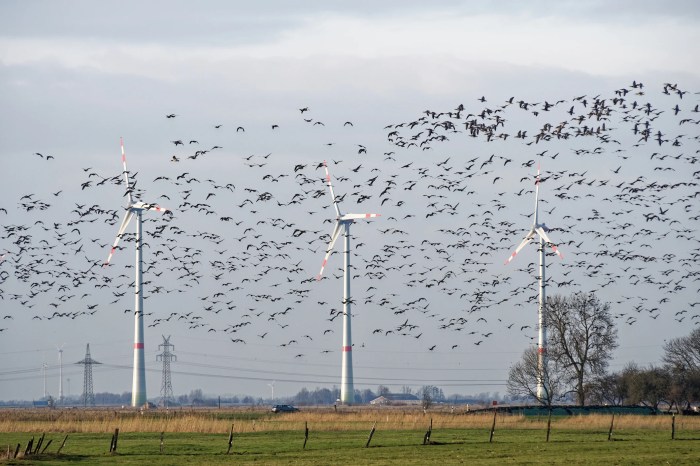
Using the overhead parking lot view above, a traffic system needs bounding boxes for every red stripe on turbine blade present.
[342,346,352,352]
[134,343,144,349]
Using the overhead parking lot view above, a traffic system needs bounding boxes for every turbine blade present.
[323,161,342,217]
[104,209,134,267]
[342,213,380,220]
[535,227,563,259]
[317,221,342,280]
[121,137,133,205]
[504,229,535,265]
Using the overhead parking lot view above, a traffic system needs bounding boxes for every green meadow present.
[2,409,699,465]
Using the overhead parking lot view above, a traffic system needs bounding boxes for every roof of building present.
[370,393,420,404]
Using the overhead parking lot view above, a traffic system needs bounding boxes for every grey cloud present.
[4,0,697,47]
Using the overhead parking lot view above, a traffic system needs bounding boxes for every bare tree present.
[377,385,390,396]
[627,365,671,410]
[663,328,700,411]
[546,292,618,406]
[589,362,637,406]
[419,385,444,409]
[663,327,700,371]
[507,346,565,407]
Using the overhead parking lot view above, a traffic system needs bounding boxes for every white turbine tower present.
[57,344,65,404]
[42,361,48,398]
[317,161,379,405]
[104,137,170,408]
[267,381,275,403]
[504,166,563,400]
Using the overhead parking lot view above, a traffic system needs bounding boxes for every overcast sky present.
[1,1,699,403]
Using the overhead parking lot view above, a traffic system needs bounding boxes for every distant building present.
[369,393,420,405]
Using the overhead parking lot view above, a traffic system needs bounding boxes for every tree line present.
[507,292,700,412]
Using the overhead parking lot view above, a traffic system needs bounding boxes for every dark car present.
[271,404,299,413]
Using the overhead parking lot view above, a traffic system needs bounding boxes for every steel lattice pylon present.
[75,343,101,406]
[157,335,176,408]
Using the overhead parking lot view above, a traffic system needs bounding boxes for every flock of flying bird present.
[1,81,699,386]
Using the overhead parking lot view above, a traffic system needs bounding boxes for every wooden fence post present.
[41,439,53,454]
[423,417,432,445]
[56,435,68,455]
[607,414,614,441]
[546,408,553,442]
[109,428,119,453]
[24,437,34,456]
[13,443,20,459]
[365,421,377,448]
[489,410,497,443]
[303,421,309,449]
[34,432,45,454]
[160,431,165,453]
[671,414,675,440]
[226,423,234,454]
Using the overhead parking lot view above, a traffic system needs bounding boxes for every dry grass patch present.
[1,408,699,436]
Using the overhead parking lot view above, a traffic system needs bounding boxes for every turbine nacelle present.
[337,213,380,223]
[129,201,169,213]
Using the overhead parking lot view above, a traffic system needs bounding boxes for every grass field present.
[2,408,699,465]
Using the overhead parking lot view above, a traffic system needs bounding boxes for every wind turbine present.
[504,166,563,401]
[267,381,275,403]
[104,137,170,408]
[42,361,48,399]
[57,344,65,405]
[317,161,379,405]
